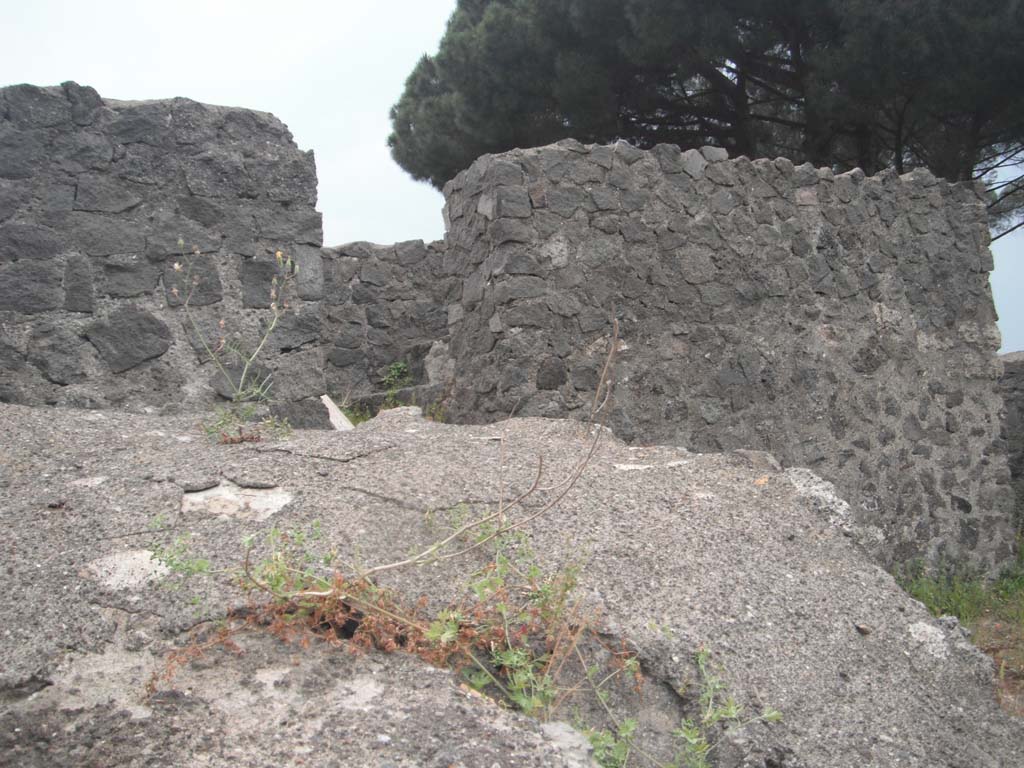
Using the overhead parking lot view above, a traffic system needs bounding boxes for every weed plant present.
[338,360,445,426]
[381,361,412,409]
[900,552,1024,629]
[899,547,1024,715]
[149,320,782,762]
[168,241,294,442]
[341,403,374,426]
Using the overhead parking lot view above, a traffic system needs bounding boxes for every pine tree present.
[388,0,1024,239]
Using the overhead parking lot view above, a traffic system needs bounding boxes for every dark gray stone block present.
[327,345,364,368]
[255,152,318,205]
[536,357,566,390]
[85,306,172,372]
[27,325,87,385]
[0,181,28,222]
[652,143,684,174]
[102,255,160,298]
[53,131,114,173]
[61,81,103,126]
[240,259,281,308]
[59,212,146,256]
[74,174,143,213]
[63,253,94,313]
[145,212,220,258]
[254,206,323,245]
[292,245,324,300]
[108,108,171,147]
[0,129,45,180]
[0,223,63,262]
[268,309,321,352]
[395,240,427,267]
[184,148,256,198]
[493,276,547,303]
[176,196,225,228]
[0,260,63,312]
[3,84,71,129]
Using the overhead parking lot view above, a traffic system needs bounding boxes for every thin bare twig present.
[246,316,620,608]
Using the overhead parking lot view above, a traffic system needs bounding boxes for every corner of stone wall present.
[437,138,1017,574]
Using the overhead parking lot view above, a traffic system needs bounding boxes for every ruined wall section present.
[1001,352,1024,531]
[0,82,326,411]
[1,82,1016,572]
[0,83,460,426]
[311,238,458,424]
[439,139,1016,572]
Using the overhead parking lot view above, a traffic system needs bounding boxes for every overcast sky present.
[3,0,1021,352]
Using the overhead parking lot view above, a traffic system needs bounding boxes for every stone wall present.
[437,140,1017,573]
[0,83,451,423]
[0,82,323,411]
[1001,352,1024,531]
[0,83,1017,573]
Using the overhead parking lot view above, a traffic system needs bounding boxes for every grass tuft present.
[899,548,1024,716]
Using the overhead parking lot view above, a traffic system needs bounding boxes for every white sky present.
[3,0,1021,352]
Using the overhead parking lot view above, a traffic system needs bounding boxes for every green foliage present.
[341,403,374,426]
[586,718,638,768]
[897,555,1024,715]
[900,553,1024,630]
[671,648,783,768]
[901,565,991,626]
[389,0,1024,239]
[382,361,412,390]
[381,361,412,409]
[244,523,336,598]
[150,532,211,581]
[424,401,447,423]
[201,402,292,443]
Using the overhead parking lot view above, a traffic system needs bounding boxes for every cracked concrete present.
[1,403,1022,766]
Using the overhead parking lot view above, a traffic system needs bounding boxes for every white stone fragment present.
[908,621,949,659]
[70,476,108,487]
[321,394,354,431]
[84,549,170,590]
[181,480,292,521]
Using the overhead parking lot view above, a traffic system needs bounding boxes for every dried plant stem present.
[244,318,620,606]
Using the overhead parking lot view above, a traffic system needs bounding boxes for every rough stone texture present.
[0,403,1021,766]
[0,83,455,428]
[319,239,457,410]
[0,83,1015,576]
[84,306,173,373]
[437,140,1016,574]
[0,82,322,411]
[1002,351,1024,530]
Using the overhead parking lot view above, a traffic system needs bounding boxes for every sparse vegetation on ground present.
[147,320,782,764]
[338,360,446,426]
[900,549,1024,716]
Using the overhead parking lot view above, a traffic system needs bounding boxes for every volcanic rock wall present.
[1002,352,1024,531]
[0,83,452,420]
[0,82,321,409]
[0,83,1017,573]
[438,140,1017,572]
